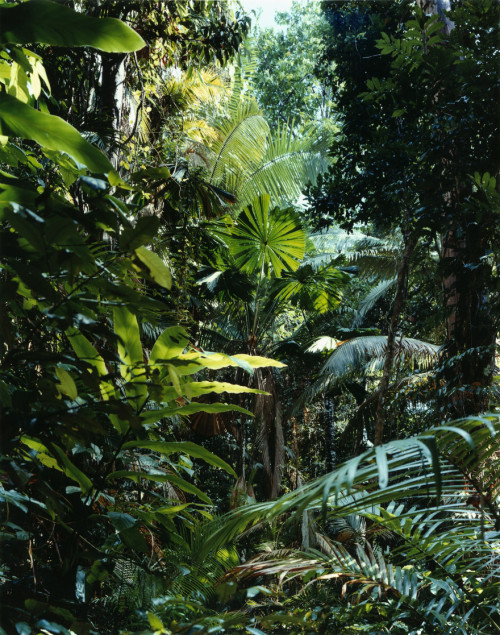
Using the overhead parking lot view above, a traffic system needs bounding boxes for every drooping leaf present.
[122,440,237,477]
[0,0,146,52]
[50,444,93,495]
[159,351,286,376]
[113,306,142,373]
[0,94,112,173]
[55,367,77,400]
[135,246,172,289]
[319,336,440,376]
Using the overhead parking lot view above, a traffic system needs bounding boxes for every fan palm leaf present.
[224,193,306,278]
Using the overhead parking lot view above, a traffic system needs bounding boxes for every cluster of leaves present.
[0,2,279,633]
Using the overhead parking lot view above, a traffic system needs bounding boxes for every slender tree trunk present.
[100,53,128,169]
[323,395,336,472]
[374,230,417,445]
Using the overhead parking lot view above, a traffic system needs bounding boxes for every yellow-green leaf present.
[55,366,77,400]
[135,246,172,289]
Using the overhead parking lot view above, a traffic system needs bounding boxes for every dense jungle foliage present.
[0,0,499,633]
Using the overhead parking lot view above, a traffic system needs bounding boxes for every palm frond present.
[201,414,500,552]
[352,277,397,326]
[208,99,269,186]
[317,335,440,376]
[238,121,329,206]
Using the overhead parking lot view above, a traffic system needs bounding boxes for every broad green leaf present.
[107,511,136,532]
[66,328,110,390]
[0,93,112,173]
[113,306,143,371]
[186,381,267,398]
[113,306,147,408]
[108,471,212,504]
[0,0,145,53]
[55,367,77,400]
[20,436,62,472]
[150,326,189,364]
[119,216,160,250]
[50,444,93,495]
[122,440,237,477]
[65,329,124,433]
[176,352,286,372]
[140,402,254,426]
[158,352,286,377]
[147,613,165,632]
[135,246,172,289]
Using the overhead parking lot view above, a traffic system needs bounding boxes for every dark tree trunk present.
[429,0,497,417]
[440,221,497,417]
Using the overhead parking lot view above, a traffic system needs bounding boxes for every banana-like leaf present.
[122,440,236,477]
[20,436,93,495]
[160,351,286,376]
[66,328,126,433]
[66,327,114,400]
[135,246,172,290]
[225,194,306,278]
[113,306,143,378]
[0,0,145,52]
[0,93,112,173]
[150,326,190,364]
[184,381,267,399]
[50,443,93,496]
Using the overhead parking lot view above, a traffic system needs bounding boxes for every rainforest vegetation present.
[0,0,499,633]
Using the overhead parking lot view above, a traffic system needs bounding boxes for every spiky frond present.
[204,415,499,539]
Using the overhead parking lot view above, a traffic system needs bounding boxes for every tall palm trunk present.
[100,52,128,169]
[323,395,336,472]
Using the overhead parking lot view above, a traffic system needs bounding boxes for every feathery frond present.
[317,335,440,376]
